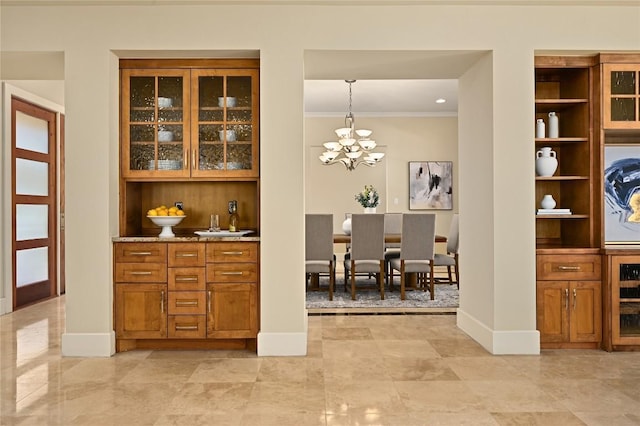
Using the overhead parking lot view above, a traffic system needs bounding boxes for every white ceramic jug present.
[536,119,546,138]
[535,147,558,177]
[540,194,556,209]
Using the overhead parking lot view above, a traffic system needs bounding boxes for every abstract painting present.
[409,161,453,210]
[604,145,640,244]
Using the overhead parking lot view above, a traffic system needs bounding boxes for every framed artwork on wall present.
[604,144,640,244]
[409,161,453,210]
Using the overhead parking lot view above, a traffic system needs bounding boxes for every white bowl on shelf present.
[158,97,173,108]
[218,97,237,107]
[158,130,173,142]
[147,215,186,238]
[219,130,236,142]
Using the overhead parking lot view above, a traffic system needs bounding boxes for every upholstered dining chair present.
[383,213,403,288]
[343,214,386,300]
[434,213,459,288]
[389,213,437,300]
[305,214,335,300]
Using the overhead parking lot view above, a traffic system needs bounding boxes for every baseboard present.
[457,308,540,355]
[257,330,308,356]
[0,297,9,316]
[61,331,116,357]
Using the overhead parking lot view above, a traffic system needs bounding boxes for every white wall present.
[2,2,640,356]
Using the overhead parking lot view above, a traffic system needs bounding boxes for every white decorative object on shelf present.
[536,118,546,138]
[548,112,559,138]
[535,147,558,177]
[364,207,377,214]
[540,194,556,209]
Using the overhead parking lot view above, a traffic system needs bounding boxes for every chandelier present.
[319,80,385,171]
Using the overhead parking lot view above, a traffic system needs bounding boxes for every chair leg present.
[379,260,385,300]
[430,261,435,300]
[329,262,334,301]
[455,255,460,289]
[447,265,453,285]
[351,260,356,300]
[400,261,406,300]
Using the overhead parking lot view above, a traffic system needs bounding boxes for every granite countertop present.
[113,236,260,242]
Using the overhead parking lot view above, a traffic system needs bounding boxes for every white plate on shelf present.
[195,230,253,237]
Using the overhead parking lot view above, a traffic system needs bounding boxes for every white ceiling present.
[303,50,487,116]
[304,79,458,116]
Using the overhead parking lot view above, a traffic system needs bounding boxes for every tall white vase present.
[548,112,559,138]
[342,217,352,235]
[535,147,558,177]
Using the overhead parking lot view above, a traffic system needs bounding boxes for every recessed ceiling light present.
[436,98,446,104]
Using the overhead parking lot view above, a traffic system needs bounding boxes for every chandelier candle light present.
[319,80,385,171]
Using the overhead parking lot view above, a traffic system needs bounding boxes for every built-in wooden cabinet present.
[536,252,602,348]
[120,60,260,179]
[113,241,259,352]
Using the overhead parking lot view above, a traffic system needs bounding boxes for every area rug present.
[306,275,459,312]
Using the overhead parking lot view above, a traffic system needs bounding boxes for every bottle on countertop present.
[228,200,239,232]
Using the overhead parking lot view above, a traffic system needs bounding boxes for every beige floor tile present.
[164,382,253,415]
[257,357,324,383]
[321,326,374,340]
[187,358,262,383]
[428,338,491,357]
[540,378,640,415]
[375,339,441,358]
[445,356,530,381]
[324,380,404,415]
[572,412,640,426]
[491,411,586,425]
[323,356,392,382]
[395,380,485,413]
[384,357,460,381]
[466,380,566,412]
[321,339,383,359]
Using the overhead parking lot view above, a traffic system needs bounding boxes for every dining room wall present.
[304,115,458,240]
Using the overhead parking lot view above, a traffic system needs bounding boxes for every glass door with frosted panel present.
[193,69,258,177]
[122,69,190,177]
[12,98,57,309]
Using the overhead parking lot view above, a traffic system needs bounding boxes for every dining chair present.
[434,213,459,288]
[383,213,403,288]
[305,214,335,300]
[389,213,437,300]
[343,213,386,300]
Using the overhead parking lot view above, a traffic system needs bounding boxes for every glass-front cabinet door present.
[121,69,191,178]
[192,69,259,178]
[603,64,640,129]
[611,256,640,345]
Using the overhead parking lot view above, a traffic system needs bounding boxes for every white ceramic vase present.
[540,194,556,209]
[536,119,546,138]
[342,218,352,235]
[535,147,558,177]
[548,112,559,138]
[364,207,377,214]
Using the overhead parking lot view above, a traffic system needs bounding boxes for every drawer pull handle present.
[175,300,198,306]
[222,251,243,255]
[558,266,581,271]
[176,276,198,282]
[208,290,212,313]
[129,251,152,256]
[176,253,197,258]
[129,271,152,275]
[573,288,577,310]
[221,271,243,276]
[564,288,569,310]
[161,291,165,313]
[175,325,198,331]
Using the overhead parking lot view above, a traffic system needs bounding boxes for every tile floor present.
[2,296,640,425]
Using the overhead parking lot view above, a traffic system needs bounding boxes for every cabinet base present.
[540,342,599,350]
[116,338,257,353]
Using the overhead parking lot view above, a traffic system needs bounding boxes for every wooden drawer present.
[168,315,206,339]
[206,263,258,283]
[115,263,167,283]
[206,242,258,263]
[168,243,205,267]
[168,267,206,291]
[168,291,206,315]
[115,243,167,263]
[537,254,601,281]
